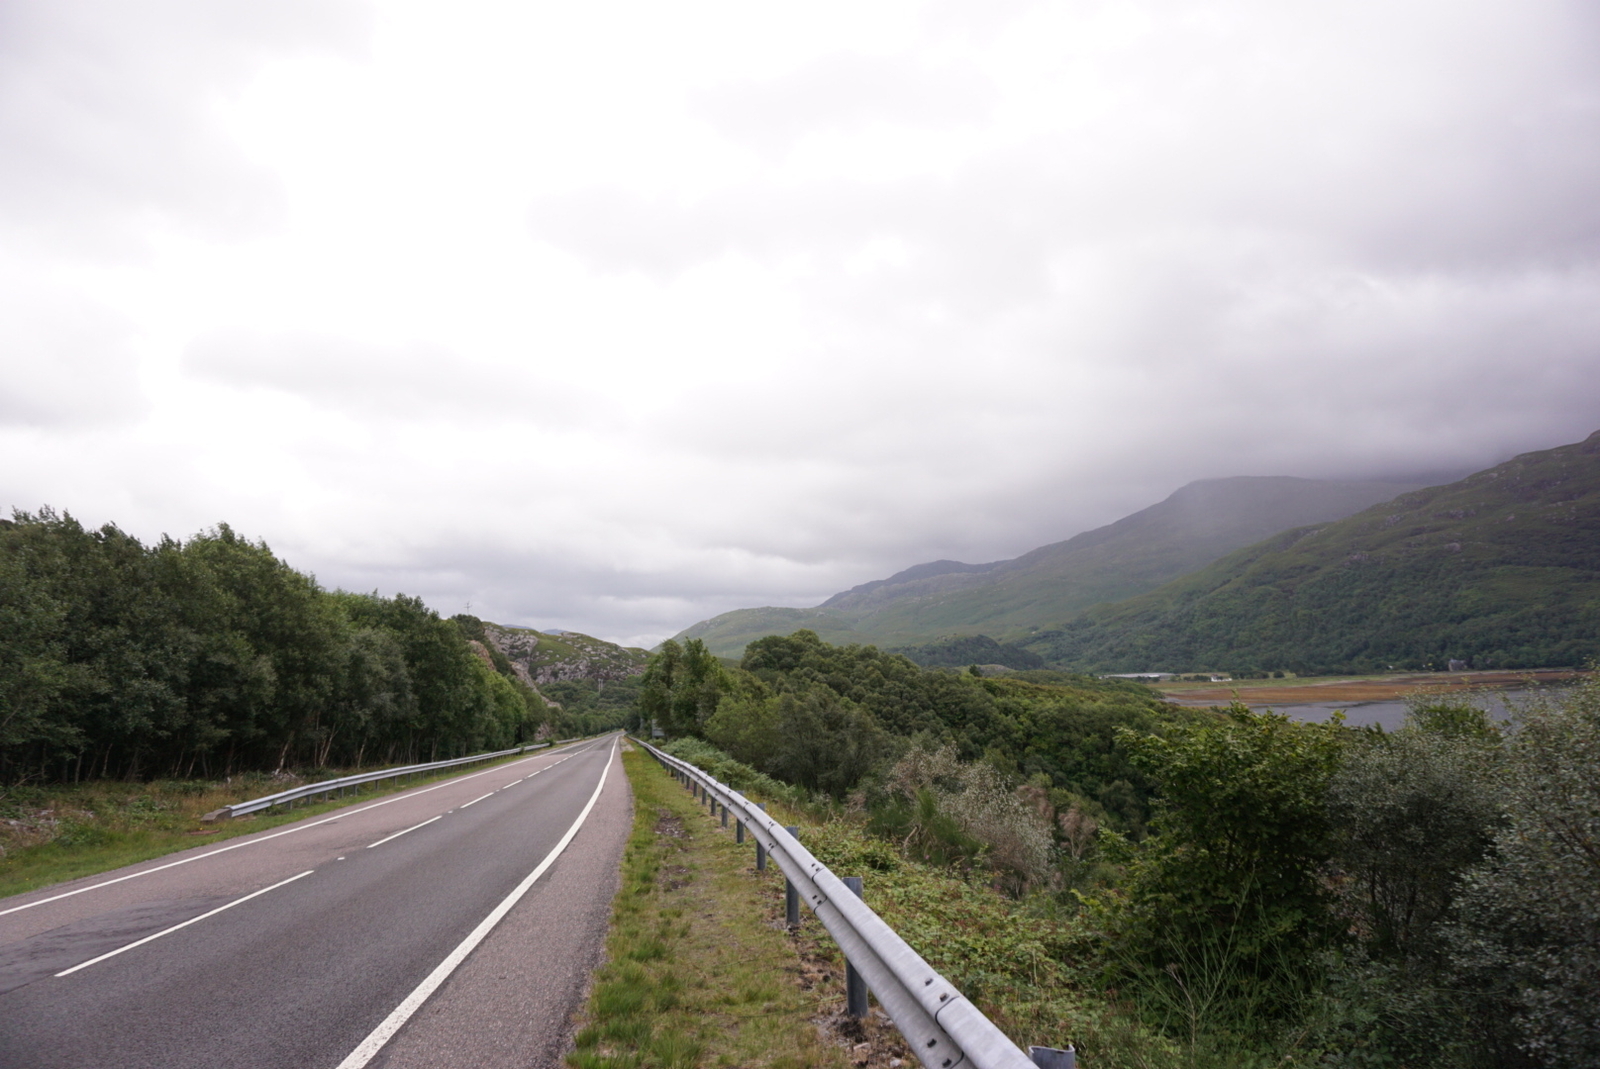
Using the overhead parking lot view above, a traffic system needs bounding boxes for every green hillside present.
[672,605,865,653]
[676,476,1424,656]
[890,633,1045,670]
[1026,431,1600,673]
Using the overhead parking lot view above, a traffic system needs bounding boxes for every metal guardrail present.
[636,739,1073,1069]
[204,736,597,820]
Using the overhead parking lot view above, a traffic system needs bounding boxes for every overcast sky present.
[3,0,1598,647]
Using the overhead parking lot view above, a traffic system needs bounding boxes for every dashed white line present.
[366,815,442,849]
[459,792,495,809]
[0,744,600,918]
[334,738,618,1069]
[55,870,315,977]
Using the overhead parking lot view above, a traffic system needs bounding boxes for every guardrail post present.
[842,876,868,1018]
[1028,1046,1076,1069]
[735,817,745,844]
[755,803,768,870]
[785,826,800,927]
[720,804,729,828]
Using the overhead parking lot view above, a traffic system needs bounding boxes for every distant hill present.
[1025,431,1600,674]
[673,605,866,655]
[674,476,1426,656]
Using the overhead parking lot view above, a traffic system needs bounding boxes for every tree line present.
[0,509,609,783]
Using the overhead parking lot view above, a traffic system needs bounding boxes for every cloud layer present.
[4,0,1598,647]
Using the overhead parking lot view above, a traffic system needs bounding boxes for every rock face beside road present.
[482,623,648,687]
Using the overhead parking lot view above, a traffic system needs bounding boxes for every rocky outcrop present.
[482,623,647,687]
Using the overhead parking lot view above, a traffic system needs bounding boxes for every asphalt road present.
[0,735,632,1069]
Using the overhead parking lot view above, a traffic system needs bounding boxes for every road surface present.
[0,735,631,1069]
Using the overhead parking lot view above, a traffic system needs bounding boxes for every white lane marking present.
[334,738,619,1069]
[366,816,442,849]
[0,744,599,917]
[459,792,495,809]
[55,870,315,977]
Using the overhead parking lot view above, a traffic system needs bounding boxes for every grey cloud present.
[0,282,145,427]
[184,330,597,423]
[694,53,997,155]
[309,536,842,649]
[0,0,368,252]
[535,1,1600,287]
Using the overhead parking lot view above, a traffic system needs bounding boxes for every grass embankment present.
[572,747,907,1069]
[0,749,549,901]
[575,748,1176,1069]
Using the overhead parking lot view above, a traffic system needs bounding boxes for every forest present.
[638,630,1599,1068]
[0,509,626,784]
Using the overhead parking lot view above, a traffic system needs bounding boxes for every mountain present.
[1025,431,1600,673]
[891,634,1045,670]
[674,475,1428,656]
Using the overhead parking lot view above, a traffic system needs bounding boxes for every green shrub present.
[1448,678,1600,1068]
[1092,707,1345,1034]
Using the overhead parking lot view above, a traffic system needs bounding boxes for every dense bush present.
[1303,697,1509,1066]
[1088,707,1346,1038]
[873,742,1055,891]
[1448,679,1600,1068]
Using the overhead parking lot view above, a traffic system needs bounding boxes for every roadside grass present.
[571,748,888,1069]
[0,747,562,901]
[608,746,1198,1069]
[798,821,1194,1068]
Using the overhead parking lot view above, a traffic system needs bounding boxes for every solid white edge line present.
[333,738,619,1069]
[366,815,443,849]
[0,742,606,918]
[55,869,315,977]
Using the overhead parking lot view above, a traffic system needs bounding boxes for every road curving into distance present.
[0,735,632,1069]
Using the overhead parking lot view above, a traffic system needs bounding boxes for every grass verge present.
[570,746,908,1069]
[0,747,563,901]
[607,744,1197,1069]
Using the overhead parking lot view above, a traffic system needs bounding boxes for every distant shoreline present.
[1151,669,1585,731]
[1159,668,1584,708]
